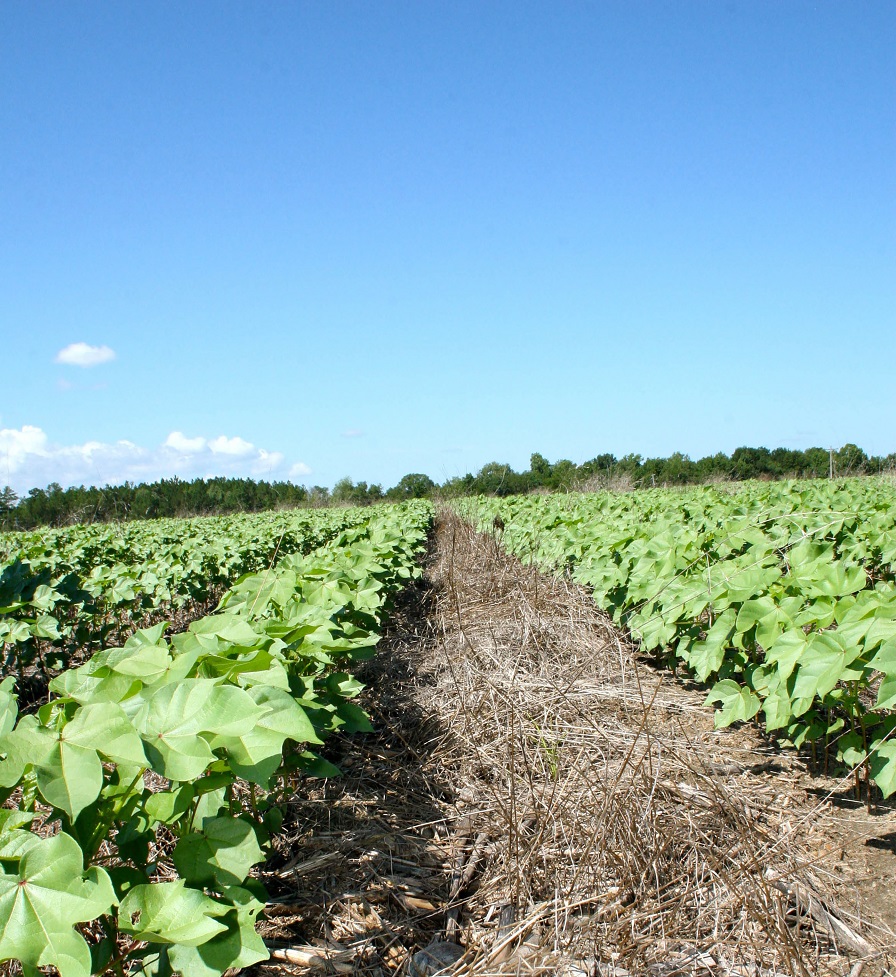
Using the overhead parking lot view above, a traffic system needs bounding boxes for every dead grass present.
[252,510,893,977]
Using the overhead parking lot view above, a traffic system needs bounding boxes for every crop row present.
[0,507,372,682]
[460,479,896,796]
[0,500,433,977]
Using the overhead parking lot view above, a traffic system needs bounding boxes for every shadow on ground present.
[252,572,461,976]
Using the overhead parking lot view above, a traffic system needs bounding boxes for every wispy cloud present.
[0,426,310,493]
[55,343,117,367]
[342,428,364,438]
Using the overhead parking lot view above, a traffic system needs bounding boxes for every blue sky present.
[2,1,894,493]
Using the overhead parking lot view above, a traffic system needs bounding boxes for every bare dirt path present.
[253,511,895,977]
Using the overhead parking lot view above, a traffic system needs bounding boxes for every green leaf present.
[103,642,172,682]
[722,564,781,604]
[836,732,867,769]
[705,679,761,728]
[290,750,342,779]
[791,632,851,701]
[0,827,40,862]
[136,680,264,782]
[762,686,793,732]
[190,615,265,646]
[35,740,104,821]
[685,609,735,681]
[0,620,32,644]
[210,686,321,784]
[0,718,55,789]
[793,598,837,630]
[145,784,194,824]
[62,702,148,767]
[876,672,896,710]
[118,880,228,946]
[172,816,264,888]
[0,832,115,977]
[764,629,807,680]
[332,699,374,734]
[167,886,268,977]
[869,740,896,798]
[0,679,18,738]
[49,660,139,706]
[0,809,32,837]
[868,637,896,675]
[810,563,867,598]
[735,596,775,638]
[31,614,61,640]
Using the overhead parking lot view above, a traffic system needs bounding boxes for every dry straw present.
[255,509,893,977]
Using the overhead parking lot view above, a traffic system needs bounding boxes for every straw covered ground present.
[254,509,896,977]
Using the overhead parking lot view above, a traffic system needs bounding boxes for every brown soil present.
[252,511,896,977]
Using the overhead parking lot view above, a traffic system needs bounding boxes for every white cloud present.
[55,343,117,367]
[164,431,207,453]
[255,449,286,473]
[0,425,49,470]
[209,435,254,456]
[0,425,313,493]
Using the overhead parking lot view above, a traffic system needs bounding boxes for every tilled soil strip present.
[254,510,895,977]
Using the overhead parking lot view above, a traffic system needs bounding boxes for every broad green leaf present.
[0,620,31,644]
[791,632,851,701]
[323,672,365,698]
[35,740,103,820]
[762,686,793,732]
[173,816,264,888]
[869,740,896,798]
[685,609,736,681]
[136,680,264,782]
[167,886,268,977]
[793,598,836,630]
[236,657,292,691]
[197,650,274,684]
[0,828,40,862]
[190,615,266,646]
[836,732,867,769]
[735,596,775,635]
[0,809,32,836]
[764,629,808,680]
[0,832,115,977]
[210,685,322,783]
[31,614,61,640]
[104,643,172,682]
[812,563,867,598]
[288,750,342,778]
[868,637,896,676]
[705,679,761,727]
[119,880,228,946]
[722,564,781,604]
[49,661,139,706]
[0,678,17,737]
[0,720,56,789]
[876,672,896,710]
[62,702,147,766]
[332,699,374,734]
[145,784,194,824]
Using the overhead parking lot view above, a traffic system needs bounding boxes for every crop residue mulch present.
[252,510,895,977]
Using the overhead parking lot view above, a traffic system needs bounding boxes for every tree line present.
[1,443,892,530]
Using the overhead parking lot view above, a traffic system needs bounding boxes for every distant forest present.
[1,443,892,530]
